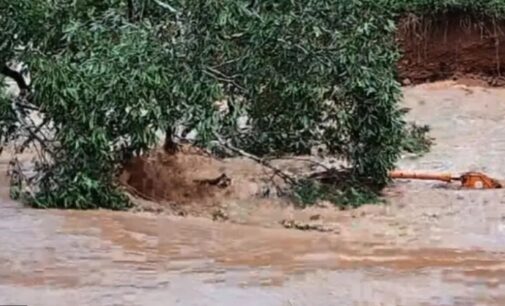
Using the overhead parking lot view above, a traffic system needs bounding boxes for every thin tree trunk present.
[163,127,178,154]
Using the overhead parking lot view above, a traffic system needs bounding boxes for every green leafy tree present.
[1,0,409,209]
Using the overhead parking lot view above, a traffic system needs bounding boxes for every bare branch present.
[265,156,332,171]
[18,117,51,153]
[203,67,246,91]
[153,0,178,13]
[213,132,298,185]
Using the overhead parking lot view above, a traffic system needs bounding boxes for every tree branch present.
[19,117,51,153]
[265,156,332,171]
[213,132,298,185]
[153,0,178,13]
[1,64,29,93]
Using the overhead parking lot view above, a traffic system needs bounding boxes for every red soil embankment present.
[397,13,505,85]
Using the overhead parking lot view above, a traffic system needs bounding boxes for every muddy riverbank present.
[2,81,505,305]
[397,13,505,85]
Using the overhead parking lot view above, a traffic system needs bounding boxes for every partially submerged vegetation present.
[401,123,433,156]
[0,0,498,210]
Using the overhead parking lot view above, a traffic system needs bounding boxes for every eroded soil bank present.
[2,81,505,305]
[397,13,505,85]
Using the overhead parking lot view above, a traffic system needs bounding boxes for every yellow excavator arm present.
[389,170,502,189]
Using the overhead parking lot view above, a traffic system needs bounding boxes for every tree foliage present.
[1,0,460,209]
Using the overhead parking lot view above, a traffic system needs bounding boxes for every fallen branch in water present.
[265,156,333,171]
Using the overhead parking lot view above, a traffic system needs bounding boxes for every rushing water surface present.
[2,82,505,306]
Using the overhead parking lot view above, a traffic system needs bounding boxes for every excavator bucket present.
[459,172,503,189]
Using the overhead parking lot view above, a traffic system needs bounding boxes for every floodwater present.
[2,81,505,305]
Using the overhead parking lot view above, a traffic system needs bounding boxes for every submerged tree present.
[0,0,405,209]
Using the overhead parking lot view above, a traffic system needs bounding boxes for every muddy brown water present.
[2,82,505,305]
